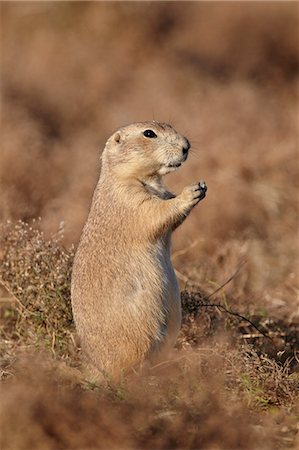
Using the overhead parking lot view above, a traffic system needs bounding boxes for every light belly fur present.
[146,239,182,358]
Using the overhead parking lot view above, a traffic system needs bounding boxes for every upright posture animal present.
[71,121,207,380]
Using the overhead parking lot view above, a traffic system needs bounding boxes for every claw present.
[199,181,207,191]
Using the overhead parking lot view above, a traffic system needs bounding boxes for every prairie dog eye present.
[143,129,157,138]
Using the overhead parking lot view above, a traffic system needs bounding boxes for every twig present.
[150,354,191,371]
[206,259,247,300]
[199,301,274,343]
[240,332,287,339]
[67,331,77,349]
[184,260,275,344]
[0,278,27,313]
[174,269,189,283]
[51,331,56,356]
[172,239,202,260]
[0,278,37,317]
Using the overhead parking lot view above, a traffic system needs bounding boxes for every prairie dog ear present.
[114,132,121,143]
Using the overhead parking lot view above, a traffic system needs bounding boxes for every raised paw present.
[180,180,208,209]
[198,180,207,200]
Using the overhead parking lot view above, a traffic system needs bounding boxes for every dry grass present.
[0,350,276,450]
[0,221,75,362]
[0,2,298,449]
[0,220,298,449]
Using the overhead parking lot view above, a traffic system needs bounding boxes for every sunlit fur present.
[71,121,206,380]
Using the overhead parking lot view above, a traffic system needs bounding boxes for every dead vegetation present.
[0,221,75,362]
[0,2,298,449]
[0,349,279,450]
[0,220,298,449]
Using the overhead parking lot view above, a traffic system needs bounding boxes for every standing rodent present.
[71,121,207,380]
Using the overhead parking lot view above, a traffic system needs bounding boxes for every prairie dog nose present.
[182,138,190,156]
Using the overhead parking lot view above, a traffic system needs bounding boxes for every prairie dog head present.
[102,121,190,181]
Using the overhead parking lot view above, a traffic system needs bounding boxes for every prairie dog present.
[71,121,207,380]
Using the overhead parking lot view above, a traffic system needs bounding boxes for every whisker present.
[189,149,201,161]
[167,114,177,127]
[190,140,203,147]
[188,134,203,143]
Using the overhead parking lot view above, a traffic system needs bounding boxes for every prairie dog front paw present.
[180,181,207,209]
[198,180,207,200]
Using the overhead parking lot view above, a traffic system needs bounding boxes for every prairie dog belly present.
[103,241,181,353]
[145,239,182,356]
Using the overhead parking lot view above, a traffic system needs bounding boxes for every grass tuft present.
[0,220,75,360]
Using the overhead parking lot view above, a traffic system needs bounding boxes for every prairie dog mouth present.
[158,161,183,175]
[163,162,182,173]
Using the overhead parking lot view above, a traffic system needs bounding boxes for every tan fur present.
[71,121,207,380]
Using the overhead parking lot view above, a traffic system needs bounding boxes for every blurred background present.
[1,2,298,313]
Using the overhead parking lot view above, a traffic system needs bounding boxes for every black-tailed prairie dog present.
[71,121,207,380]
